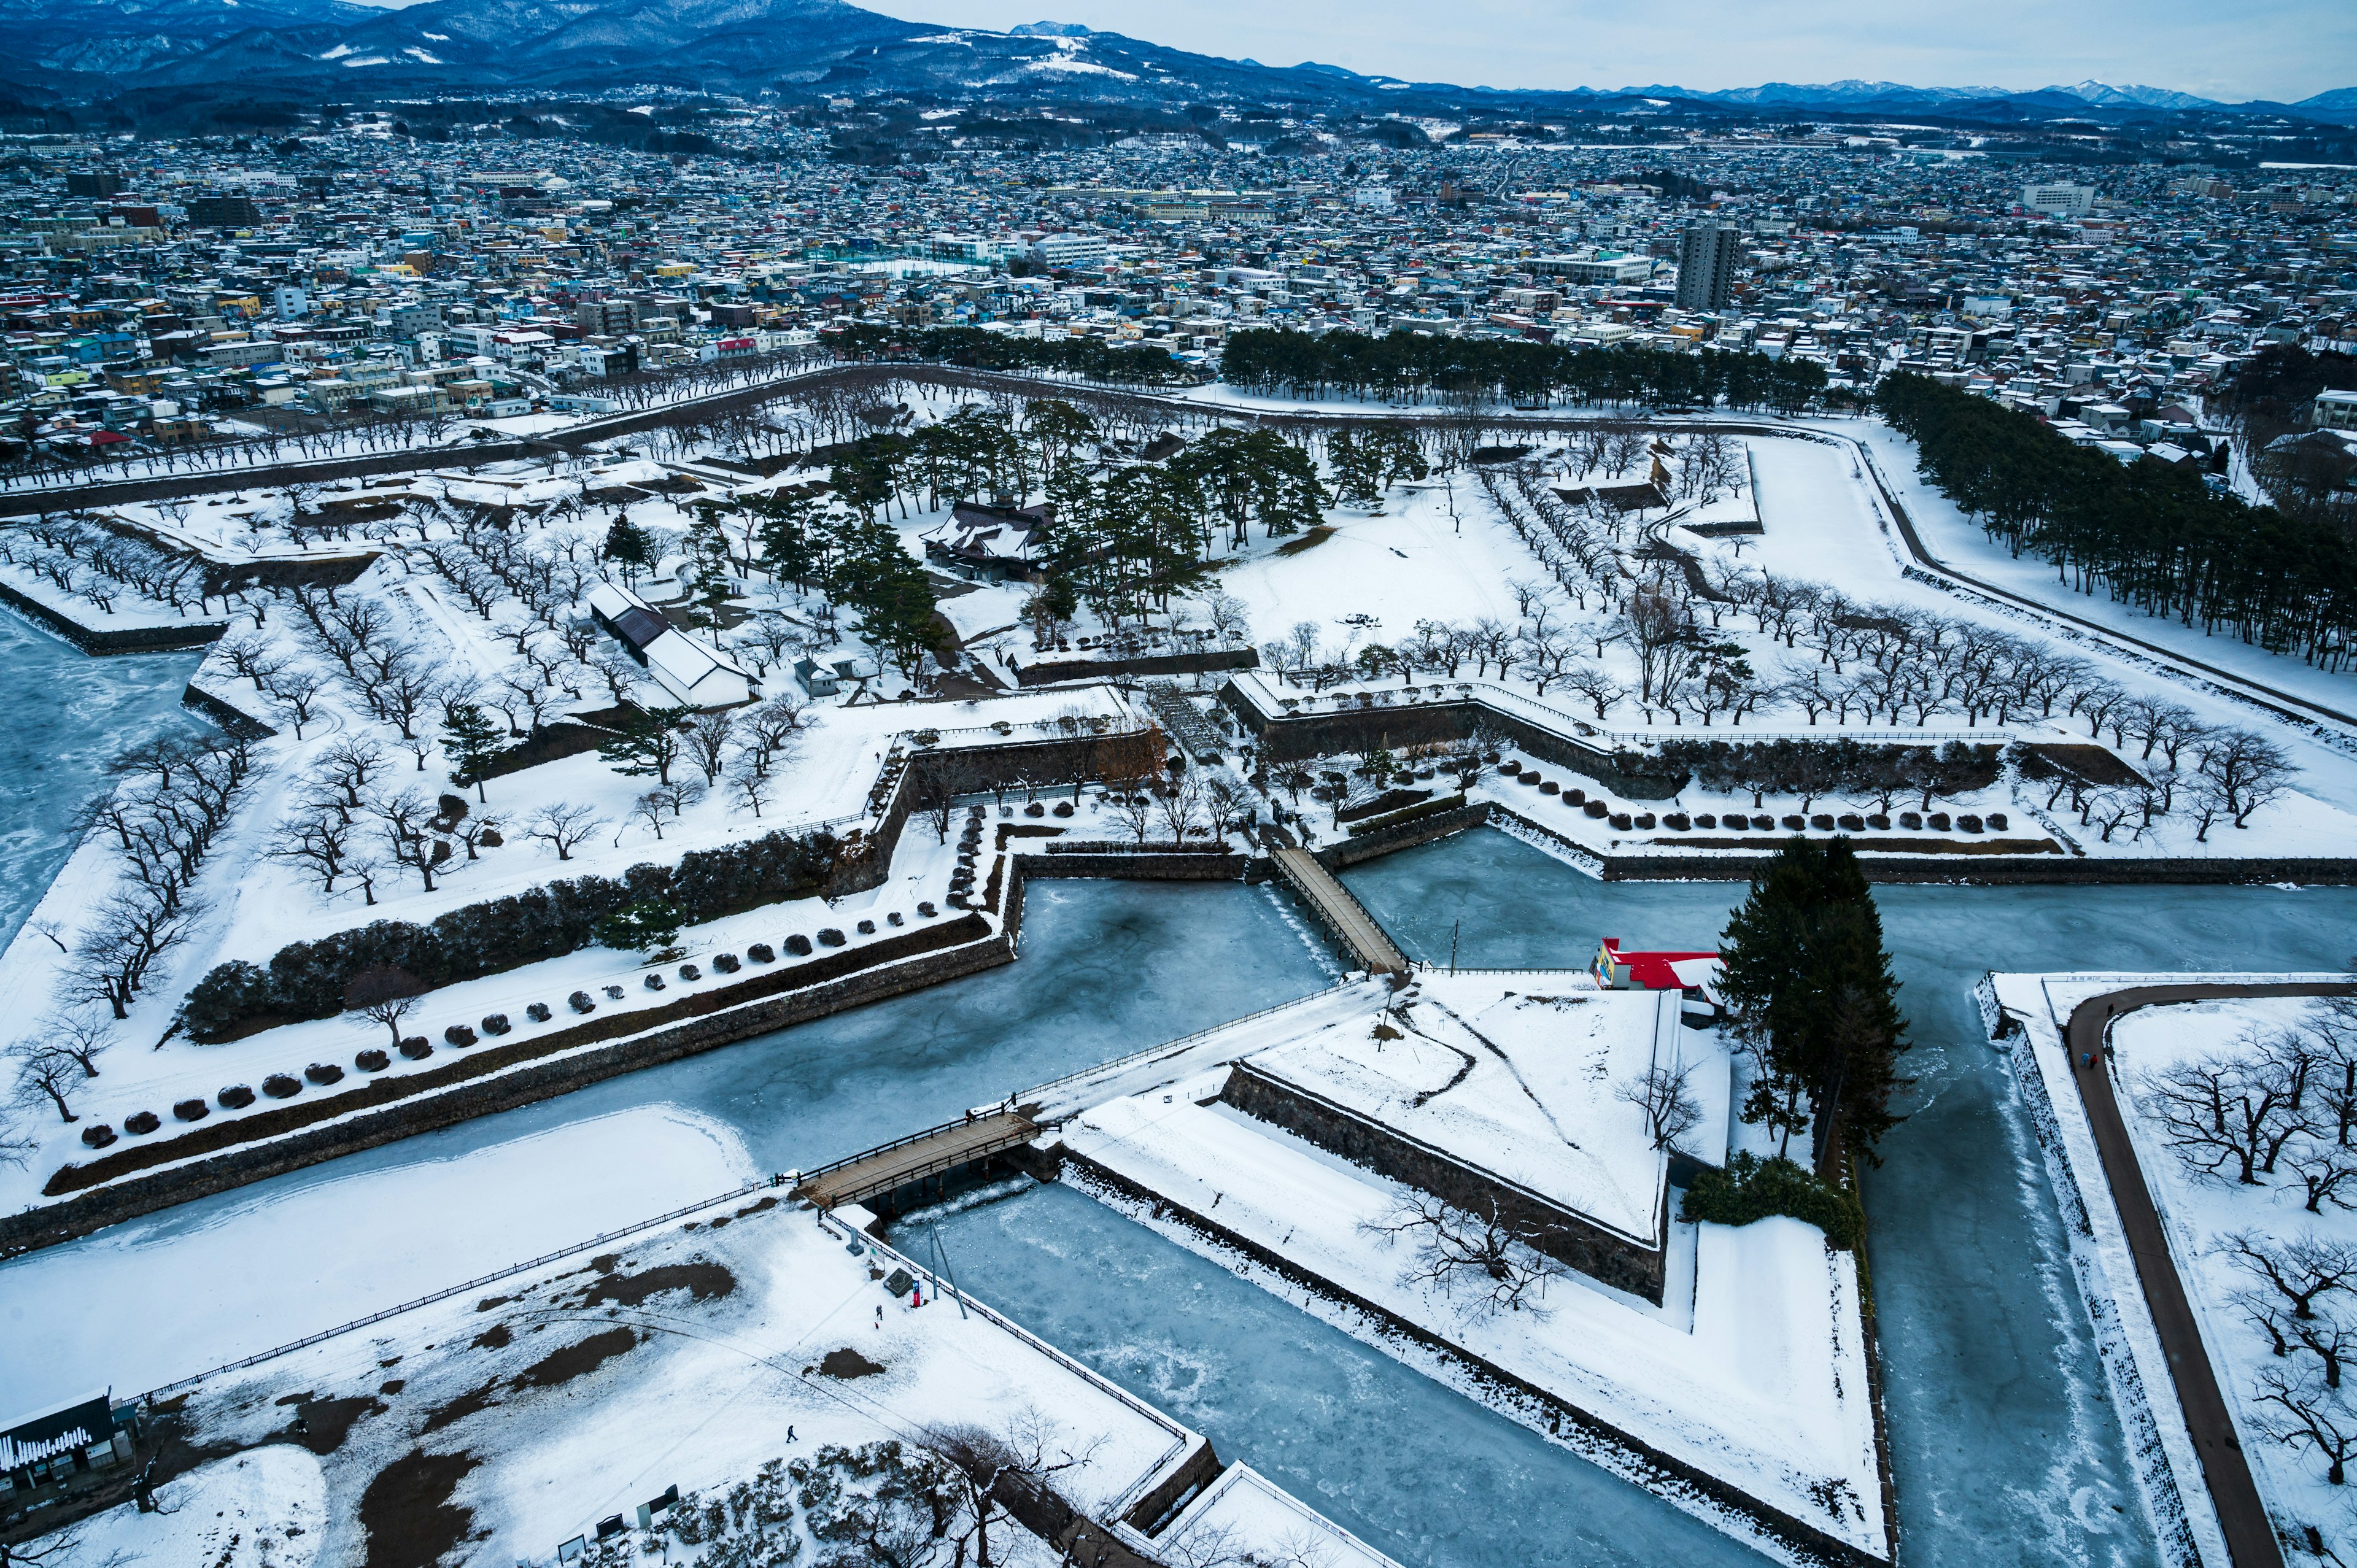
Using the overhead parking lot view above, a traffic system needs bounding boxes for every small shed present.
[586,581,754,709]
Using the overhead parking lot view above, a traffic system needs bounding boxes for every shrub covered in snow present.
[784,935,813,957]
[746,943,775,964]
[261,1073,301,1099]
[304,1062,344,1085]
[124,1110,161,1134]
[569,991,597,1013]
[444,1024,478,1047]
[173,1098,208,1121]
[399,1037,433,1060]
[218,1084,256,1109]
[712,953,741,975]
[525,1002,552,1023]
[817,928,846,948]
[80,1124,116,1148]
[355,1049,390,1073]
[481,1013,512,1035]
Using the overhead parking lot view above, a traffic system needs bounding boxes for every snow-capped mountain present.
[0,0,2345,126]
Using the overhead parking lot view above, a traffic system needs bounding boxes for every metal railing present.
[791,1110,1026,1187]
[141,1180,768,1400]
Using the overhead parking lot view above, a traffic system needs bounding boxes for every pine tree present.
[441,703,510,801]
[595,703,697,784]
[603,515,655,585]
[1718,837,1911,1176]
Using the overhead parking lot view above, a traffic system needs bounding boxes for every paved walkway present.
[2062,980,2355,1568]
[1269,847,1408,975]
[794,1110,1039,1210]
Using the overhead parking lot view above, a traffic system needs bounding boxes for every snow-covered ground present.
[0,1103,756,1413]
[1240,973,1687,1245]
[15,1106,1380,1568]
[1058,975,1881,1563]
[52,1445,327,1568]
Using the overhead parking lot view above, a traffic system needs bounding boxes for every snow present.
[48,1445,326,1568]
[1158,1463,1407,1568]
[0,1103,755,1412]
[1239,973,1684,1243]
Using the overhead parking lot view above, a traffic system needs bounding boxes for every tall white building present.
[2021,182,2097,217]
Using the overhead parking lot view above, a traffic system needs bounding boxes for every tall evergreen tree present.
[1718,837,1911,1176]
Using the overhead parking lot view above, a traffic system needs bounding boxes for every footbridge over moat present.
[793,1108,1041,1213]
[1268,845,1411,975]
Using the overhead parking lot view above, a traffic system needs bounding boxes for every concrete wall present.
[1218,1062,1666,1304]
[2,922,1012,1258]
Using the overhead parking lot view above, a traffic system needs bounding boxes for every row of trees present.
[0,513,212,619]
[1876,372,2357,672]
[830,321,1202,388]
[2138,998,2357,1491]
[1222,328,1840,414]
[179,821,840,1041]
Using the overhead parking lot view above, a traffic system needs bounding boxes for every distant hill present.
[0,0,2345,127]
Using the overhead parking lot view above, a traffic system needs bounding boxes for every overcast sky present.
[848,0,2356,104]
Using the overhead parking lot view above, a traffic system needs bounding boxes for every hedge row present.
[1678,1151,1866,1250]
[178,827,838,1043]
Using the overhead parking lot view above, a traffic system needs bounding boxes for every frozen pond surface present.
[10,617,2357,1568]
[0,614,204,944]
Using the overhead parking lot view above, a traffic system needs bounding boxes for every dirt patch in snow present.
[818,1347,886,1380]
[293,1394,386,1454]
[573,1261,736,1309]
[417,1382,499,1436]
[512,1326,638,1389]
[358,1448,480,1568]
[471,1323,512,1351]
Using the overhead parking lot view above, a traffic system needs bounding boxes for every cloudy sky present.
[850,0,2355,103]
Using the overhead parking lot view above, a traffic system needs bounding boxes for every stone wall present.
[1224,689,1682,800]
[1015,852,1248,882]
[1597,851,2357,887]
[1218,1063,1666,1304]
[0,578,227,654]
[1314,803,1490,871]
[181,681,278,739]
[1015,648,1258,687]
[0,926,1013,1258]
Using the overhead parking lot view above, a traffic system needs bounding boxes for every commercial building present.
[1675,223,1743,312]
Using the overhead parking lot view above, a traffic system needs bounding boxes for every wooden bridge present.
[1268,846,1409,975]
[792,1109,1040,1212]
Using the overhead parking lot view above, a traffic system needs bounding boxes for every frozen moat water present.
[9,628,2357,1568]
[0,615,204,944]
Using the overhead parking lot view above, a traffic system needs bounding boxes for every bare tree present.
[922,1411,1109,1568]
[524,802,604,861]
[342,965,427,1048]
[2221,1232,2357,1321]
[373,788,446,892]
[268,666,331,739]
[9,1043,84,1122]
[1358,1191,1566,1320]
[39,1012,112,1078]
[2197,728,2297,829]
[1156,770,1206,844]
[682,709,735,786]
[2253,1364,2356,1485]
[313,736,387,811]
[1616,1061,1703,1151]
[2140,1051,2310,1185]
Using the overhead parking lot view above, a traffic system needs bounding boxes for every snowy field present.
[0,1103,755,1412]
[17,1116,1382,1568]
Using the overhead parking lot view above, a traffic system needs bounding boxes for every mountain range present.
[0,0,2349,128]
